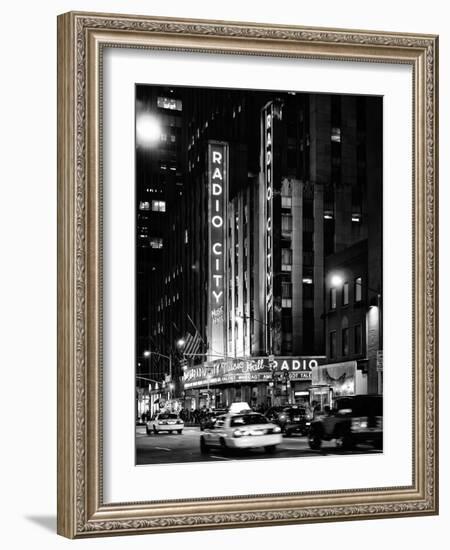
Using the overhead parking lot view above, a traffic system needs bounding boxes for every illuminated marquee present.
[263,104,274,352]
[208,141,228,356]
[183,356,326,389]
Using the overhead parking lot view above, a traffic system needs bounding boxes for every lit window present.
[331,127,341,142]
[281,214,293,235]
[157,96,182,111]
[281,196,292,208]
[302,277,313,284]
[170,134,176,143]
[160,133,167,142]
[149,238,163,249]
[324,210,334,220]
[281,248,292,271]
[355,277,362,302]
[152,200,166,212]
[352,213,361,223]
[342,282,349,305]
[184,229,189,244]
[139,201,150,210]
[330,287,337,309]
[282,282,292,308]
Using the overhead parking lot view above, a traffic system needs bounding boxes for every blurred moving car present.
[265,405,312,436]
[146,412,184,435]
[199,408,228,431]
[200,411,282,454]
[308,394,383,450]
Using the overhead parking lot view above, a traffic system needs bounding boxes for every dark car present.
[308,394,383,450]
[265,406,312,436]
[199,408,228,431]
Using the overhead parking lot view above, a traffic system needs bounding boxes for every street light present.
[136,114,161,146]
[176,338,186,348]
[330,274,343,287]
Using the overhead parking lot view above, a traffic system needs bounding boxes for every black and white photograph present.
[135,84,383,465]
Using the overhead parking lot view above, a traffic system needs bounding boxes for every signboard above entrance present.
[184,356,326,389]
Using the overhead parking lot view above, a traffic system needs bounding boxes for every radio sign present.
[208,142,228,356]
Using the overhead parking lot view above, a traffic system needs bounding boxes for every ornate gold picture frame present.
[57,11,438,538]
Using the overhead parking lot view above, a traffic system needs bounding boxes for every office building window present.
[281,248,292,271]
[342,328,349,356]
[281,214,293,235]
[282,316,293,332]
[149,237,163,249]
[281,196,292,209]
[330,287,337,309]
[151,200,166,212]
[329,331,336,359]
[157,96,182,111]
[355,276,362,302]
[354,324,362,354]
[139,201,150,210]
[282,282,292,308]
[331,127,341,142]
[282,282,292,298]
[342,282,349,305]
[283,333,293,353]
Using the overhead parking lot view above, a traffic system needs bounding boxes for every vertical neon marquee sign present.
[264,106,274,354]
[208,141,228,358]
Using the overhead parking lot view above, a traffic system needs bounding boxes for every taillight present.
[273,426,281,433]
[233,429,243,438]
[351,416,368,429]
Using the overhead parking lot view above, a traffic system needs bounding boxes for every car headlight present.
[273,426,281,433]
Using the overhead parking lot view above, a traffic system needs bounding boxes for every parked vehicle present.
[265,405,312,436]
[308,395,383,450]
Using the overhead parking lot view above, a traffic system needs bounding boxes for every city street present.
[136,425,382,465]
